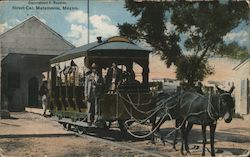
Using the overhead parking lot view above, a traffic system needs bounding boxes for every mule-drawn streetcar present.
[46,36,236,156]
[48,36,158,132]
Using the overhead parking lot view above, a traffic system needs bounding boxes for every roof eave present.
[232,57,250,70]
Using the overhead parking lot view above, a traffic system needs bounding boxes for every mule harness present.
[117,90,230,139]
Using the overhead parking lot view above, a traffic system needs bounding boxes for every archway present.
[28,77,39,107]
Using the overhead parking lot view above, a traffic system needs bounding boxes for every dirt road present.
[0,112,152,157]
[0,112,249,157]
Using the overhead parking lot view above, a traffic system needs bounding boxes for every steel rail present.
[76,132,169,157]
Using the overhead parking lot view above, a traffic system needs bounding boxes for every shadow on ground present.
[159,127,250,144]
[80,127,149,142]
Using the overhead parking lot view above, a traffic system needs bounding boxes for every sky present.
[0,0,137,46]
[0,0,249,82]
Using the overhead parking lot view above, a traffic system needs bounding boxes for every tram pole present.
[87,0,90,44]
[0,43,1,119]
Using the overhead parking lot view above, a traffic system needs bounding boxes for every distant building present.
[206,80,235,91]
[0,16,74,111]
[151,78,179,92]
[232,57,250,115]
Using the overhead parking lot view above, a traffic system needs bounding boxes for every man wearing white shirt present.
[84,63,103,125]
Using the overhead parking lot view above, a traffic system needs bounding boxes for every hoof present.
[181,151,185,155]
[211,150,215,156]
[173,145,178,151]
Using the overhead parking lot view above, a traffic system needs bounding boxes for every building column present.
[142,66,149,84]
[0,43,10,118]
[141,57,149,84]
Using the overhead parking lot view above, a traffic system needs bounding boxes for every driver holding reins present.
[105,62,122,92]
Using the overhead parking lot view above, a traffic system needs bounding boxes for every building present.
[206,80,235,92]
[233,57,250,115]
[151,77,179,92]
[0,16,74,111]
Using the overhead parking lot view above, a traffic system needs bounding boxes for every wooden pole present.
[87,0,90,44]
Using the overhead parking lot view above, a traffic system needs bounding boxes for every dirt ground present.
[0,112,249,157]
[131,118,250,157]
[0,112,150,157]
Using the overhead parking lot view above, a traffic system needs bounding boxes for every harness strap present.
[207,93,225,121]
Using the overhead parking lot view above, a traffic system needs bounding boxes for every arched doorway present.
[28,77,39,107]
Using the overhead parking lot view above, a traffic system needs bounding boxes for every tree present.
[217,42,249,60]
[118,1,249,87]
[176,55,214,87]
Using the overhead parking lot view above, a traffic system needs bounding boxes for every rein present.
[119,90,232,139]
[207,94,219,121]
[117,90,179,139]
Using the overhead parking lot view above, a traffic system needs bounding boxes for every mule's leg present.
[180,120,186,155]
[173,119,180,150]
[210,123,217,156]
[184,122,193,154]
[173,129,179,150]
[158,118,166,146]
[150,115,159,144]
[150,116,156,144]
[202,125,207,156]
[159,127,166,146]
[150,116,166,145]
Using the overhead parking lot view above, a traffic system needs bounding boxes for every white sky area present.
[65,10,119,46]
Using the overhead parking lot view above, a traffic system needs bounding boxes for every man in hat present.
[105,62,122,92]
[84,63,104,125]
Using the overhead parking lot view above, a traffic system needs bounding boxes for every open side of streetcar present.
[47,36,159,131]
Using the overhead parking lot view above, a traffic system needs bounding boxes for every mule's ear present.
[229,86,235,94]
[215,85,223,93]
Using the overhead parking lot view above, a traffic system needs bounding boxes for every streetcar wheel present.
[118,120,127,133]
[66,123,71,131]
[77,126,86,134]
[105,121,112,130]
[101,121,109,130]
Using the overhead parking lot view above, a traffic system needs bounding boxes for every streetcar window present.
[133,63,143,83]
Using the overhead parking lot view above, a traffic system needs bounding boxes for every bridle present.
[207,92,233,121]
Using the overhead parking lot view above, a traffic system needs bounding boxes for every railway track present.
[59,122,168,157]
[51,116,170,156]
[75,132,169,157]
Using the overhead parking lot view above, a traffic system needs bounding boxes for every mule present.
[176,86,235,156]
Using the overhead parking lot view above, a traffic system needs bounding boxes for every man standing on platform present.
[85,63,103,125]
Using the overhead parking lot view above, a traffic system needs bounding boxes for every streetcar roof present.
[50,36,151,64]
